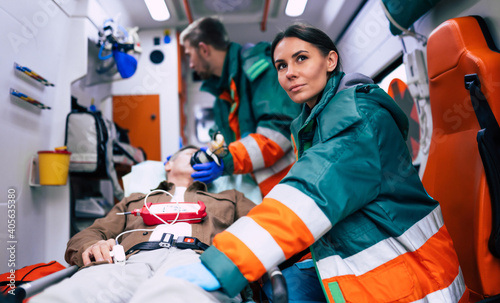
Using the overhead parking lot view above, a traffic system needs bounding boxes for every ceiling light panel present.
[145,0,171,21]
[285,0,308,17]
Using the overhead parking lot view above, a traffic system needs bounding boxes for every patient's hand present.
[82,239,115,266]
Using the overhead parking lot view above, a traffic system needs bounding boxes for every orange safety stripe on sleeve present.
[257,163,293,196]
[218,90,232,103]
[228,80,241,140]
[291,134,298,160]
[229,141,253,174]
[248,197,316,260]
[212,230,267,281]
[249,133,286,167]
[322,226,462,303]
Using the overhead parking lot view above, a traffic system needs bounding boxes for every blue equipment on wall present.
[97,19,142,79]
[113,48,138,79]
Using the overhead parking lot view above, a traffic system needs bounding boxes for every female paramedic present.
[164,23,469,303]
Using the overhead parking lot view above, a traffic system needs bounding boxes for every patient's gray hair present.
[169,145,199,162]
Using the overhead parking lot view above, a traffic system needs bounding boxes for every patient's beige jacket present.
[66,181,255,267]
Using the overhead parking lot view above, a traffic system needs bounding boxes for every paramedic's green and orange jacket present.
[201,42,301,196]
[200,72,469,302]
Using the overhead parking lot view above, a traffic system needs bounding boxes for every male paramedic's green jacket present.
[201,72,469,302]
[201,42,301,196]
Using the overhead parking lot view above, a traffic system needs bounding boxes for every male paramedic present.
[180,17,302,196]
[30,146,256,303]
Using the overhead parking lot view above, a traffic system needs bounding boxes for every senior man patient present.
[30,146,256,303]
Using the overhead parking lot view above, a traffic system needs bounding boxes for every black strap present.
[126,233,174,254]
[126,242,162,254]
[465,74,500,258]
[125,233,209,255]
[465,74,500,131]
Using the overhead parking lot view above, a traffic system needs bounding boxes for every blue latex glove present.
[164,262,221,291]
[191,147,224,184]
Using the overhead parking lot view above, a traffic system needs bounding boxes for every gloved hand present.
[164,262,221,291]
[191,147,224,184]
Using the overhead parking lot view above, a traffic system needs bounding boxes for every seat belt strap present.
[465,74,500,131]
[465,73,500,258]
[125,233,209,255]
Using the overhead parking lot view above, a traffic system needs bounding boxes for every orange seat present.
[423,16,500,301]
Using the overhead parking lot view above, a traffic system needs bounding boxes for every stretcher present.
[11,265,78,302]
[8,264,287,303]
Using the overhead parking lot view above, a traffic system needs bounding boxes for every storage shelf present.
[14,62,55,86]
[10,88,51,110]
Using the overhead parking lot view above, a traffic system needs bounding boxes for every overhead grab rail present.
[183,0,193,24]
[261,0,270,32]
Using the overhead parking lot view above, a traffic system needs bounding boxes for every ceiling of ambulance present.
[97,0,366,44]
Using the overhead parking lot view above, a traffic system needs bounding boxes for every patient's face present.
[166,148,197,179]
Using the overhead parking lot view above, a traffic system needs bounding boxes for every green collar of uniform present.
[201,43,242,96]
[308,72,344,123]
[316,73,363,142]
[291,72,364,148]
[294,72,344,134]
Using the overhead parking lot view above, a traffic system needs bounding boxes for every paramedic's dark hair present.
[169,145,199,162]
[180,17,230,51]
[271,23,342,75]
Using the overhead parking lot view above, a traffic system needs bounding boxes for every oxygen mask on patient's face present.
[190,149,214,166]
[190,132,227,167]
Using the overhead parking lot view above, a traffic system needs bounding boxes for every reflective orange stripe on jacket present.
[316,211,468,303]
[212,184,331,281]
[218,80,241,141]
[229,128,296,196]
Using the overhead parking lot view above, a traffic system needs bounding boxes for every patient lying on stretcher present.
[30,146,256,303]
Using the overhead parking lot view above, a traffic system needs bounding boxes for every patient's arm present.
[82,239,116,266]
[65,196,133,267]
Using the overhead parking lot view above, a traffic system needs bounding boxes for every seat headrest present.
[428,16,499,79]
[427,16,500,133]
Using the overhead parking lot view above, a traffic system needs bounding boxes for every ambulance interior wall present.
[111,29,181,161]
[184,73,216,147]
[71,29,183,160]
[337,0,500,79]
[0,0,181,273]
[0,0,122,273]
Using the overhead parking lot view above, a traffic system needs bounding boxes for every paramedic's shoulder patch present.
[242,42,272,82]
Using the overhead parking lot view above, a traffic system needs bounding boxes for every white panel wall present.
[0,1,179,274]
[184,76,216,147]
[336,0,500,79]
[336,0,401,77]
[112,29,181,161]
[0,0,89,273]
